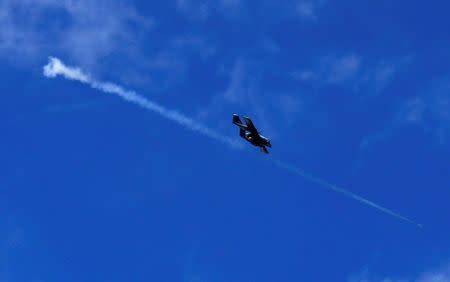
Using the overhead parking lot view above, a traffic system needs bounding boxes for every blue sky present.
[1,1,450,281]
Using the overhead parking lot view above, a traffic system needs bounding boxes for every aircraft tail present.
[232,114,241,124]
[239,128,246,138]
[232,114,246,128]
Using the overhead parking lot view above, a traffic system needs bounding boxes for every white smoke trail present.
[43,57,420,227]
[43,57,243,149]
[274,160,422,228]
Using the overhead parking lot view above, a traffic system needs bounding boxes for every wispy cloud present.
[169,35,217,60]
[0,0,151,70]
[292,54,410,97]
[349,262,450,282]
[292,54,362,85]
[296,1,316,19]
[127,33,219,92]
[196,58,249,117]
[362,76,449,147]
[295,0,326,21]
[398,78,450,146]
[175,0,326,23]
[417,263,450,282]
[176,0,242,21]
[197,58,303,138]
[326,54,362,84]
[290,53,415,173]
[352,75,450,173]
[176,0,210,21]
[222,59,247,104]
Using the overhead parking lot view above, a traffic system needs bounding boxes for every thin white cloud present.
[195,58,249,124]
[0,0,152,69]
[176,0,324,23]
[349,262,450,282]
[196,57,305,139]
[1,0,223,92]
[296,0,319,20]
[129,33,218,92]
[223,59,247,104]
[353,76,450,173]
[291,54,414,173]
[293,54,362,85]
[291,70,316,81]
[295,0,326,21]
[417,264,450,282]
[293,54,410,96]
[169,35,217,60]
[296,1,315,18]
[366,77,450,147]
[176,0,241,21]
[176,0,210,21]
[399,82,450,146]
[326,54,362,84]
[221,0,240,8]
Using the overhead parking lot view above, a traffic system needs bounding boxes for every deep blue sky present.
[1,1,450,281]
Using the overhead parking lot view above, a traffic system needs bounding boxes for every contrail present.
[43,57,421,228]
[43,57,243,149]
[274,159,422,228]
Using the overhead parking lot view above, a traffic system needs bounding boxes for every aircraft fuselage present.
[232,114,272,153]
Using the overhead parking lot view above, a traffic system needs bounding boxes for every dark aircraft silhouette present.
[232,114,272,153]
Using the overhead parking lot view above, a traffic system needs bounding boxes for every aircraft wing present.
[243,116,258,133]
